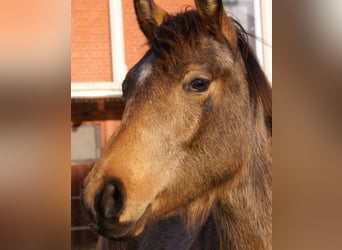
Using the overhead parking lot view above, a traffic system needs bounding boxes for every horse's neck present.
[214,137,272,250]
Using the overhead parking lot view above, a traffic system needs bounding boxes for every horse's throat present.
[212,160,272,250]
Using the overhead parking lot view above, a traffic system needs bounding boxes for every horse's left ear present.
[195,0,237,48]
[134,0,169,41]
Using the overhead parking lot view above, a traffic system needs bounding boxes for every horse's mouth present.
[95,220,136,240]
[84,204,153,240]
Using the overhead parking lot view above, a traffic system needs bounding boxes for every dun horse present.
[81,0,272,249]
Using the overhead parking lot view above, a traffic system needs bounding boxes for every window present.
[71,124,101,162]
[223,0,272,82]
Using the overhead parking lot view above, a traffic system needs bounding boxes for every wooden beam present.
[71,97,125,124]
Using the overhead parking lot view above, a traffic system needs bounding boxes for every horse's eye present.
[185,78,211,92]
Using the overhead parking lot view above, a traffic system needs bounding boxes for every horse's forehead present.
[132,36,234,89]
[155,35,234,70]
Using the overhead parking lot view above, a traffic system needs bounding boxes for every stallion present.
[81,0,272,249]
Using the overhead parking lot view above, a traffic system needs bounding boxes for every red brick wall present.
[71,0,113,82]
[71,0,195,81]
[122,0,195,70]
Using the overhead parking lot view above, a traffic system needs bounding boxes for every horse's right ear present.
[134,0,169,40]
[195,0,237,49]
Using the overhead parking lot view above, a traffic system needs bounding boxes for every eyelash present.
[183,78,211,92]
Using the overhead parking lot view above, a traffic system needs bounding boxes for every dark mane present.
[233,19,272,135]
[150,11,209,67]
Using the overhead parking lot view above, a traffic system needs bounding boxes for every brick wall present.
[71,0,112,82]
[71,0,195,82]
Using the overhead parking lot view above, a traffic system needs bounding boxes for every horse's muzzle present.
[81,179,136,239]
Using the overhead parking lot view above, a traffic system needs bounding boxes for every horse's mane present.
[233,19,272,135]
[149,11,272,135]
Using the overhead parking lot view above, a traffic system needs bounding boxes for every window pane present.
[223,0,257,51]
[223,0,272,82]
[71,124,101,162]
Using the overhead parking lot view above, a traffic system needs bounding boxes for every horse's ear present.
[195,0,237,48]
[134,0,169,40]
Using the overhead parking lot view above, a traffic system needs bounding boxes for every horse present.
[81,0,272,249]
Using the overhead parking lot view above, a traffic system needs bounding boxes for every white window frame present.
[223,0,272,84]
[71,0,127,98]
[260,0,272,83]
[253,0,272,83]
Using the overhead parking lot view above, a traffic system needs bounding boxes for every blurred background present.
[1,0,342,249]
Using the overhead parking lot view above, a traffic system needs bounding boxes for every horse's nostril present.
[95,179,125,220]
[103,184,116,218]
